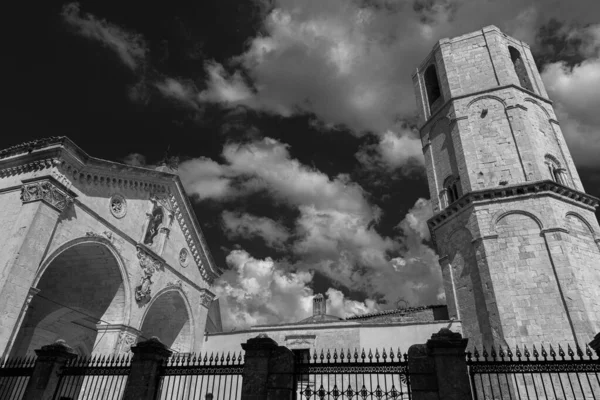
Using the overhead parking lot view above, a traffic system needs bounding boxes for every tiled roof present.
[345,304,446,320]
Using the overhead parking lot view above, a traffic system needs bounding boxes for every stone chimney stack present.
[313,294,326,316]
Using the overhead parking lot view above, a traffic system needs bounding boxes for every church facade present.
[413,25,600,350]
[0,137,222,358]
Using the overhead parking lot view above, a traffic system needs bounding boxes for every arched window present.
[424,64,442,109]
[441,176,461,208]
[545,155,568,187]
[509,46,534,92]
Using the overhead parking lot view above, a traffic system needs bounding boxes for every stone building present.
[202,295,459,356]
[413,25,600,350]
[0,137,222,358]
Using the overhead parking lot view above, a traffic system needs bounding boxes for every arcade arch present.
[10,240,128,357]
[139,289,193,354]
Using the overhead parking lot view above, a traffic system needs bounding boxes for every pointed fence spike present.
[567,344,575,360]
[532,344,539,360]
[374,348,380,361]
[576,344,584,359]
[326,349,331,362]
[382,348,387,361]
[515,345,522,360]
[482,346,489,360]
[368,348,373,361]
[361,348,366,361]
[397,347,402,360]
[389,347,394,361]
[506,346,513,360]
[490,346,497,360]
[549,344,557,360]
[333,348,338,361]
[523,345,530,360]
[498,346,505,360]
[558,344,566,360]
[473,347,480,360]
[339,348,344,361]
[585,344,593,358]
[354,348,359,361]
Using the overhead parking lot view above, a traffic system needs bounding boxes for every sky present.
[4,0,600,330]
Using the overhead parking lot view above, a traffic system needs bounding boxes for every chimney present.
[313,294,326,316]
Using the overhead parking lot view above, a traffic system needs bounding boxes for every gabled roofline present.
[0,136,222,280]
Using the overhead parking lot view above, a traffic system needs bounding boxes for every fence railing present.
[155,351,245,400]
[52,354,131,400]
[293,348,411,399]
[0,356,35,400]
[467,343,600,400]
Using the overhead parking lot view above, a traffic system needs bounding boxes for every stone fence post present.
[22,339,77,400]
[590,332,600,357]
[407,328,472,400]
[241,334,295,400]
[122,336,172,400]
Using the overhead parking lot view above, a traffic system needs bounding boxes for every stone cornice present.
[428,180,599,232]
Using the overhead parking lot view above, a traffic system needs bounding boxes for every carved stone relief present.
[20,179,73,211]
[109,194,127,219]
[179,248,189,268]
[116,331,137,354]
[199,289,216,308]
[135,246,164,303]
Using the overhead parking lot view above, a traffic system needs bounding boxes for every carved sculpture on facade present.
[143,204,164,246]
[199,289,216,308]
[116,331,137,354]
[135,246,163,303]
[20,179,73,211]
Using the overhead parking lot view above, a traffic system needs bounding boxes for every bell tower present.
[413,26,600,349]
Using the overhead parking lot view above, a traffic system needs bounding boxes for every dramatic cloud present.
[61,2,147,70]
[541,23,600,166]
[222,211,291,249]
[180,137,444,314]
[214,249,378,329]
[178,157,234,200]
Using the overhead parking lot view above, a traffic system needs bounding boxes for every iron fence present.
[52,354,131,400]
[0,356,35,400]
[155,351,245,400]
[467,343,600,400]
[293,348,411,399]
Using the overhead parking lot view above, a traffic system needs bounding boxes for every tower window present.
[424,64,442,110]
[508,46,534,92]
[441,177,461,208]
[545,156,569,187]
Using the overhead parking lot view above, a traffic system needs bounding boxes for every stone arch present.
[466,95,506,109]
[10,237,130,356]
[138,287,194,353]
[524,98,551,119]
[424,64,442,108]
[493,210,543,234]
[566,212,596,237]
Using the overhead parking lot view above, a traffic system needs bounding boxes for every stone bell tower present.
[413,26,600,349]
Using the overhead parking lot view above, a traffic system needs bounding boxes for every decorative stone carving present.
[143,204,164,246]
[85,231,113,241]
[179,248,189,268]
[20,179,73,211]
[166,280,182,289]
[109,194,127,219]
[117,331,138,354]
[199,289,216,308]
[135,246,164,303]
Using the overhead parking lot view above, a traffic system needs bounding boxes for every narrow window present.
[442,177,460,208]
[545,156,569,187]
[424,65,442,109]
[509,46,534,92]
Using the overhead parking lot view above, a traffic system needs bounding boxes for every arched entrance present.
[139,289,193,353]
[10,239,128,357]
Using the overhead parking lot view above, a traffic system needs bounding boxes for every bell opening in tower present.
[424,64,442,112]
[508,46,534,92]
